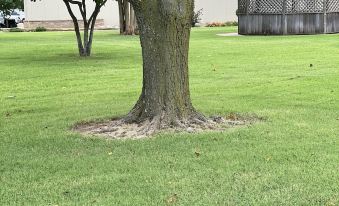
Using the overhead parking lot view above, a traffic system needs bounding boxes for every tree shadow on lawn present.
[50,52,137,63]
[7,49,140,68]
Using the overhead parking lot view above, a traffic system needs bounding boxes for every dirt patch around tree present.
[73,113,262,140]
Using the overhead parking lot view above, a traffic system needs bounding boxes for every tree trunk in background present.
[62,0,106,57]
[125,0,205,128]
[117,0,138,35]
[117,0,125,34]
[127,4,136,34]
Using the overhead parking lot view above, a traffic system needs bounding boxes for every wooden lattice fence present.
[238,0,339,14]
[237,0,339,34]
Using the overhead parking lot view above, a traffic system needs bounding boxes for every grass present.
[0,27,338,205]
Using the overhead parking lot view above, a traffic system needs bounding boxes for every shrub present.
[35,26,47,32]
[225,21,238,26]
[9,28,24,32]
[192,9,203,27]
[206,21,239,27]
[206,22,226,27]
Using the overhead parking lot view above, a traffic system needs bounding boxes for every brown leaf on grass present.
[166,194,178,205]
[227,113,238,121]
[195,149,201,157]
[195,151,201,157]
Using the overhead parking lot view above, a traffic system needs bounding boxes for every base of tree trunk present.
[74,113,261,139]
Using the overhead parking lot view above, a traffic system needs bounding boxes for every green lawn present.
[0,27,338,205]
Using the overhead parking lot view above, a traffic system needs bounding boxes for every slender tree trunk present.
[73,22,86,56]
[124,0,130,31]
[117,0,138,35]
[63,0,85,56]
[117,0,125,34]
[125,0,204,127]
[62,0,105,57]
[126,5,136,34]
[86,9,99,56]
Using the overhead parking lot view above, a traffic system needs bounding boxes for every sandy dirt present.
[74,114,261,140]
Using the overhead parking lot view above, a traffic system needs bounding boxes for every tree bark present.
[87,8,100,56]
[117,0,138,35]
[117,0,125,34]
[63,0,85,56]
[125,0,204,127]
[126,3,133,34]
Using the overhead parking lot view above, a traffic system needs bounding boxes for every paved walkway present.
[216,33,242,37]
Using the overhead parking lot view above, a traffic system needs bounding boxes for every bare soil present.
[74,114,261,140]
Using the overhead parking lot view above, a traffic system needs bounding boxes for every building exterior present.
[196,0,237,24]
[238,0,339,35]
[23,0,238,29]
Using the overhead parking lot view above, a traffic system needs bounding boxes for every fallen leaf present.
[166,194,178,205]
[195,149,201,157]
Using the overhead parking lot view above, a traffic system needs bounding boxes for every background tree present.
[116,0,137,35]
[124,0,206,131]
[0,0,24,27]
[192,8,203,27]
[32,0,108,57]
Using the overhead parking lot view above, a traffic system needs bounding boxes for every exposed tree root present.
[74,112,259,140]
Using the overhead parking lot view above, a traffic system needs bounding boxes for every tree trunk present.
[125,0,204,127]
[73,22,86,56]
[62,0,105,57]
[117,0,125,34]
[86,13,98,57]
[126,4,135,35]
[123,0,130,34]
[117,0,138,35]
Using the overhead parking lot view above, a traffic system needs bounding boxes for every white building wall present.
[24,0,119,28]
[196,0,238,23]
[24,0,237,28]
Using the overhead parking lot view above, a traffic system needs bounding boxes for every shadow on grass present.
[2,49,142,69]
